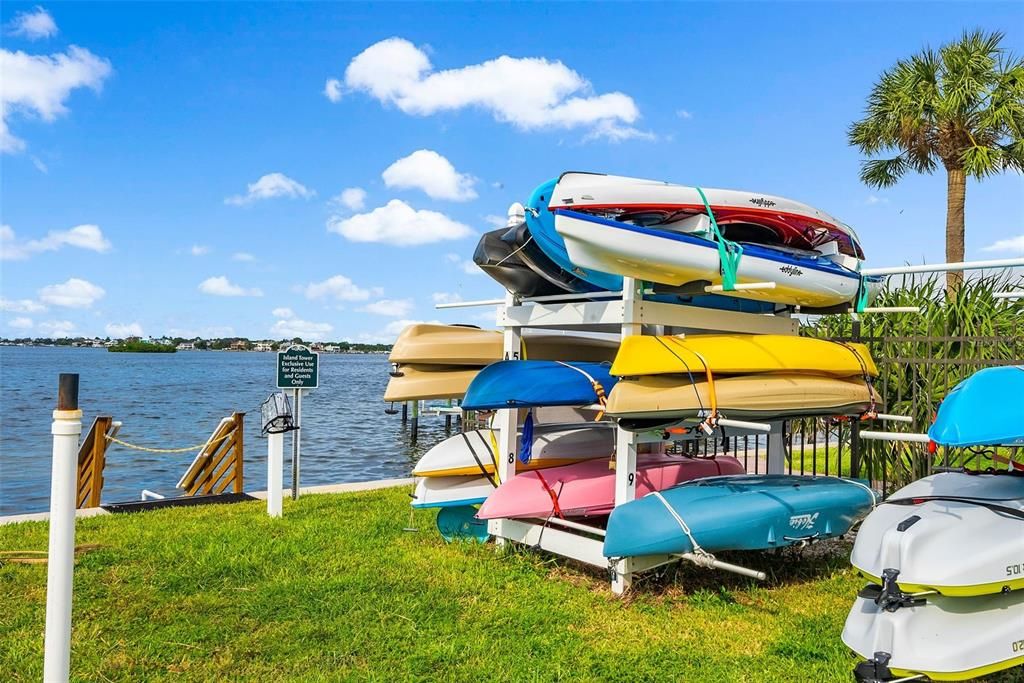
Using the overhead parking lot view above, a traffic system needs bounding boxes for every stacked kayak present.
[385,324,616,402]
[603,475,877,558]
[605,334,879,430]
[477,455,745,520]
[842,366,1024,682]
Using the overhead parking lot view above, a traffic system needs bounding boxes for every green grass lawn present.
[1,487,1022,682]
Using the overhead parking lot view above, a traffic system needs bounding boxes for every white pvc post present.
[860,257,1024,277]
[491,291,522,545]
[44,373,83,683]
[612,277,644,594]
[267,431,284,518]
[766,421,786,474]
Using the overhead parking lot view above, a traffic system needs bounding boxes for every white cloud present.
[0,297,46,313]
[483,214,507,229]
[272,307,295,319]
[323,78,343,103]
[198,276,263,297]
[355,317,444,344]
[1,45,111,153]
[331,186,366,211]
[1,223,111,260]
[382,149,477,201]
[7,7,58,40]
[328,199,473,246]
[232,251,255,262]
[105,321,143,338]
[338,37,649,141]
[31,155,47,172]
[981,235,1024,254]
[866,195,889,205]
[445,252,481,276]
[38,320,75,337]
[7,316,33,330]
[304,274,371,301]
[38,277,104,308]
[225,173,314,206]
[360,298,414,317]
[271,317,333,341]
[431,292,463,304]
[676,109,693,120]
[190,244,210,256]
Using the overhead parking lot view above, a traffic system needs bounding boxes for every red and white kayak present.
[549,172,864,259]
[476,454,745,520]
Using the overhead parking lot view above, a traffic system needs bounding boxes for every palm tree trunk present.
[944,168,966,295]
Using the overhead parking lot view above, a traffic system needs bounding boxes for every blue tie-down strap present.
[518,410,535,464]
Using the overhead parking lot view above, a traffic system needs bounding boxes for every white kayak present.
[554,211,879,309]
[850,471,1024,597]
[549,172,864,258]
[412,423,615,478]
[842,589,1024,681]
[411,475,496,509]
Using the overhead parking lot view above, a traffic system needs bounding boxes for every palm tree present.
[849,30,1024,292]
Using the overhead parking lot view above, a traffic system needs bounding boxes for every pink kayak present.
[476,455,745,520]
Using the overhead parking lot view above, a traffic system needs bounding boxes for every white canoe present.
[842,589,1024,681]
[549,172,864,258]
[412,423,615,478]
[555,210,876,309]
[850,471,1024,597]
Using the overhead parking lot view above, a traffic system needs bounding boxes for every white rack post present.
[491,290,522,546]
[611,277,643,593]
[766,421,787,474]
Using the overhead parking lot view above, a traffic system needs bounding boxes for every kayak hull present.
[411,475,495,509]
[928,366,1024,447]
[549,172,863,258]
[842,590,1024,681]
[606,374,880,429]
[383,364,479,402]
[412,424,615,478]
[476,455,745,520]
[555,210,868,309]
[603,475,878,558]
[850,471,1024,597]
[610,334,877,378]
[462,360,617,411]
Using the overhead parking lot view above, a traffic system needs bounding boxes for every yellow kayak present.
[606,374,880,425]
[610,334,876,378]
[389,323,616,366]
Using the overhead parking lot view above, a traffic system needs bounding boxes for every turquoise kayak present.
[461,360,617,410]
[928,365,1024,447]
[603,475,878,558]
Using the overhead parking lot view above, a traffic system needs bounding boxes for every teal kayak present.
[603,474,878,558]
[928,365,1024,447]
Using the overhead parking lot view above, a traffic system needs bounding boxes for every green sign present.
[277,345,319,389]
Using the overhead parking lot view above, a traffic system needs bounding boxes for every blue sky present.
[2,2,1022,342]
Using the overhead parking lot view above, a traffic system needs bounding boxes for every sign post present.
[276,345,318,500]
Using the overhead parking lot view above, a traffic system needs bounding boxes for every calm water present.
[0,346,453,515]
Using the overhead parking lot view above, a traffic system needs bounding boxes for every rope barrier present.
[104,431,232,454]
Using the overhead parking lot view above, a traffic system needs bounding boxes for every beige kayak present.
[388,323,616,365]
[606,373,880,424]
[383,364,481,402]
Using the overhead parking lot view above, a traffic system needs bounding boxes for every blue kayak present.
[603,475,878,558]
[928,365,1024,447]
[461,360,617,410]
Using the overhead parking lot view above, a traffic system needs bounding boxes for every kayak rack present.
[445,277,796,594]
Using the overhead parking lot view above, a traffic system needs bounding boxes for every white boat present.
[412,423,615,478]
[411,475,496,509]
[850,471,1024,598]
[555,210,878,309]
[842,589,1024,681]
[549,172,864,258]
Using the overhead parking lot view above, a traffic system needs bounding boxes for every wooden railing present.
[77,416,119,508]
[176,412,245,496]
